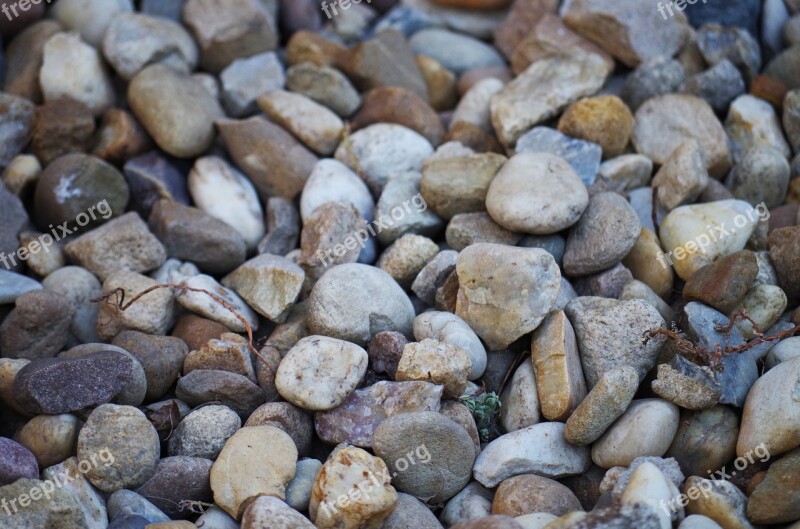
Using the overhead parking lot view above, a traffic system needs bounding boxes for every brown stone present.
[416,55,458,112]
[171,314,230,352]
[367,331,408,377]
[558,95,634,158]
[3,20,61,103]
[769,204,799,233]
[216,116,317,200]
[286,30,347,67]
[531,310,587,422]
[622,227,675,299]
[493,0,559,59]
[31,97,95,165]
[431,0,511,9]
[184,333,256,382]
[682,250,759,312]
[435,269,459,313]
[457,67,512,96]
[747,448,800,524]
[492,474,582,517]
[92,108,152,165]
[768,226,800,303]
[352,87,444,145]
[750,75,788,110]
[245,401,313,455]
[443,120,504,153]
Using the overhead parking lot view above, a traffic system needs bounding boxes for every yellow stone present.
[622,228,674,299]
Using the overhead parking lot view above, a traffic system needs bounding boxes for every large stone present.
[455,244,561,351]
[421,153,506,220]
[746,448,800,524]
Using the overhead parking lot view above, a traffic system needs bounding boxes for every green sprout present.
[461,392,501,442]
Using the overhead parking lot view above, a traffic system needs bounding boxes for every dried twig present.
[92,284,274,374]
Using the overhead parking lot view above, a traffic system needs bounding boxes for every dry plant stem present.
[92,284,275,374]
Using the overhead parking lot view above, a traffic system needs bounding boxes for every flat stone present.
[220,52,284,117]
[410,28,505,74]
[286,62,361,118]
[222,254,304,322]
[651,139,709,211]
[651,355,722,410]
[500,359,540,432]
[493,474,581,517]
[0,290,75,360]
[683,250,758,313]
[258,90,344,156]
[107,489,169,524]
[421,152,506,220]
[175,369,265,418]
[455,244,561,351]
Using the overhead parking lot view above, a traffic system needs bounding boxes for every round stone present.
[0,438,38,486]
[492,474,582,517]
[168,405,241,460]
[16,413,81,468]
[557,95,635,158]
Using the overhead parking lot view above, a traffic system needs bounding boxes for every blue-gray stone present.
[408,28,506,74]
[0,270,41,305]
[684,0,760,39]
[683,302,759,407]
[371,6,440,39]
[681,60,745,112]
[515,127,602,185]
[107,489,170,524]
[621,57,685,111]
[518,234,566,267]
[123,151,190,219]
[696,24,762,83]
[140,0,184,21]
[108,514,150,529]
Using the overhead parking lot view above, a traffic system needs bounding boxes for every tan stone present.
[651,140,710,211]
[416,55,458,111]
[557,95,634,158]
[492,474,582,517]
[222,253,305,322]
[622,228,675,299]
[396,338,472,396]
[493,0,559,59]
[531,310,587,421]
[257,91,344,156]
[421,152,507,219]
[352,86,445,145]
[286,30,347,67]
[684,477,754,529]
[183,332,256,381]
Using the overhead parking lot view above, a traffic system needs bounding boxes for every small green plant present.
[461,392,501,442]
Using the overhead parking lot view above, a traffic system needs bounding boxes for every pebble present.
[3,20,62,102]
[298,201,366,276]
[275,335,367,411]
[562,0,687,67]
[286,62,361,118]
[382,492,444,529]
[683,250,758,313]
[353,86,444,145]
[0,271,40,305]
[92,108,153,165]
[314,380,442,447]
[96,271,176,340]
[301,159,374,222]
[411,250,458,306]
[134,456,212,520]
[258,90,344,156]
[410,28,505,74]
[493,474,582,517]
[452,77,504,132]
[123,152,190,218]
[30,95,94,163]
[0,290,75,360]
[241,496,315,529]
[40,32,116,116]
[77,403,160,492]
[334,123,434,195]
[49,0,133,46]
[107,489,170,524]
[746,447,800,524]
[591,399,680,469]
[375,173,445,245]
[285,458,322,512]
[725,94,791,163]
[651,355,722,410]
[621,57,685,111]
[414,311,487,380]
[210,425,298,518]
[667,406,739,478]
[696,23,762,83]
[651,140,709,211]
[176,274,259,333]
[619,279,675,324]
[0,438,38,486]
[785,89,800,153]
[632,94,732,178]
[16,413,80,468]
[417,55,458,112]
[486,151,588,234]
[769,226,800,302]
[564,366,639,446]
[373,411,476,502]
[260,197,302,256]
[245,401,313,456]
[659,199,762,281]
[168,405,241,460]
[729,283,788,339]
[473,422,590,488]
[519,235,566,266]
[176,369,265,418]
[377,234,439,287]
[1,154,40,197]
[441,482,494,526]
[530,309,587,422]
[455,244,560,351]
[0,93,34,169]
[40,458,108,528]
[765,336,800,370]
[490,54,611,147]
[500,359,540,432]
[396,338,472,396]
[563,192,640,277]
[557,95,634,158]
[0,478,87,528]
[446,211,521,251]
[219,52,284,117]
[366,331,407,377]
[112,331,187,402]
[222,254,304,322]
[681,60,745,113]
[421,153,506,220]
[726,146,791,209]
[307,263,415,346]
[682,477,753,529]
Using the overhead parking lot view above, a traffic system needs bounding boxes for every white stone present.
[725,94,791,163]
[621,461,682,529]
[51,0,134,47]
[176,274,259,333]
[413,311,487,380]
[598,154,653,191]
[300,159,375,223]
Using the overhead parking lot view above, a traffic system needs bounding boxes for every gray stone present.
[258,197,301,257]
[136,456,213,519]
[0,478,87,529]
[725,146,790,209]
[382,492,444,529]
[409,28,505,74]
[375,173,444,246]
[168,405,241,460]
[0,271,41,305]
[0,93,35,169]
[680,60,745,113]
[285,62,361,118]
[220,52,284,117]
[0,290,75,360]
[446,212,521,251]
[123,151,190,219]
[515,127,602,185]
[285,458,322,512]
[176,370,265,418]
[696,23,762,82]
[107,489,170,524]
[621,57,685,111]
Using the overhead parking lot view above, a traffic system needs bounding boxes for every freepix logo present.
[657,0,707,20]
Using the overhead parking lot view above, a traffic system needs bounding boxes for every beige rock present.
[258,90,344,156]
[651,140,710,210]
[183,332,256,381]
[683,477,754,529]
[310,445,398,529]
[493,474,582,517]
[176,274,259,333]
[725,94,791,163]
[622,228,675,299]
[96,271,176,341]
[421,153,507,220]
[17,414,81,468]
[222,254,305,322]
[620,462,681,529]
[557,95,634,158]
[396,338,472,396]
[241,495,316,528]
[728,284,788,340]
[500,359,540,432]
[376,234,440,288]
[416,54,458,111]
[452,77,505,132]
[531,310,587,421]
[490,54,611,147]
[210,425,298,519]
[619,279,675,324]
[597,154,653,191]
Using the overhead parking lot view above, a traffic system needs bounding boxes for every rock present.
[314,381,442,447]
[276,335,367,411]
[530,310,587,422]
[725,95,791,163]
[486,151,588,234]
[107,489,170,524]
[421,152,506,220]
[396,338,471,396]
[410,28,504,75]
[41,457,107,529]
[667,406,739,478]
[301,159,374,222]
[621,57,686,111]
[565,297,665,388]
[441,401,482,455]
[414,311,487,380]
[241,495,315,528]
[0,93,34,169]
[696,23,761,83]
[0,290,75,360]
[651,140,709,211]
[738,356,800,459]
[374,173,444,245]
[490,54,611,147]
[411,251,458,306]
[373,411,475,502]
[102,13,197,81]
[441,482,494,526]
[220,52,284,117]
[683,250,758,313]
[769,226,800,303]
[337,28,428,100]
[493,474,581,517]
[0,270,41,305]
[785,89,800,153]
[573,263,633,299]
[257,90,343,156]
[500,359,540,432]
[182,0,277,73]
[48,0,132,46]
[40,32,115,116]
[473,422,590,487]
[122,151,190,219]
[726,146,790,209]
[168,405,241,460]
[563,192,640,277]
[77,404,160,492]
[0,438,38,485]
[591,399,680,469]
[286,62,361,118]
[766,337,800,370]
[210,425,298,518]
[92,108,153,165]
[446,212,521,251]
[557,96,634,158]
[16,414,80,468]
[659,200,762,281]
[307,263,415,346]
[128,64,223,158]
[416,55,458,112]
[683,477,753,529]
[353,86,444,145]
[3,20,62,103]
[175,274,258,333]
[452,77,504,132]
[632,94,732,179]
[564,366,639,446]
[746,448,800,524]
[222,254,304,322]
[176,369,265,418]
[367,331,407,377]
[562,0,688,67]
[381,492,444,529]
[493,0,558,58]
[619,280,675,323]
[285,458,322,512]
[245,402,313,456]
[216,116,318,200]
[299,201,368,277]
[651,355,722,410]
[0,478,88,528]
[96,271,176,340]
[334,123,433,195]
[450,515,526,529]
[680,60,745,113]
[260,197,302,256]
[285,30,346,68]
[728,283,788,339]
[111,331,187,402]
